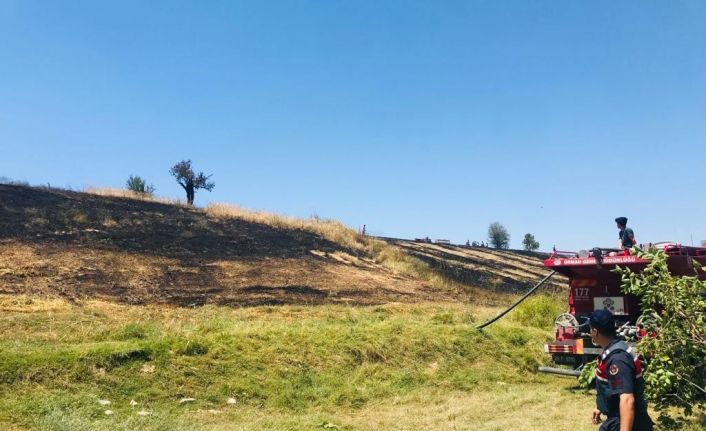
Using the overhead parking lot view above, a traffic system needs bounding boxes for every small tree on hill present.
[126,175,155,195]
[488,222,510,249]
[522,233,540,251]
[169,160,215,205]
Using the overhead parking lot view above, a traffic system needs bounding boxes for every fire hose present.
[476,270,556,330]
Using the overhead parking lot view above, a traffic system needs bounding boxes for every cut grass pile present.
[0,295,571,431]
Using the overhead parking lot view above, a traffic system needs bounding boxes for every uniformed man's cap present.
[589,309,616,335]
[615,217,628,225]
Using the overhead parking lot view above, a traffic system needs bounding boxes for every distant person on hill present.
[615,217,636,250]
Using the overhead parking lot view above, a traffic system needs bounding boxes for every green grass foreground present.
[0,296,700,431]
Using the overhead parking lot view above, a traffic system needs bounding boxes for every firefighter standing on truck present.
[589,309,653,431]
[615,217,636,250]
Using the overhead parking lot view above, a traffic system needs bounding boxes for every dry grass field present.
[0,184,557,307]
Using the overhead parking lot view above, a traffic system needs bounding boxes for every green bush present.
[617,248,706,426]
[126,175,155,195]
[510,295,564,329]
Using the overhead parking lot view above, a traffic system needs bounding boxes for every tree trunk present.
[186,182,195,205]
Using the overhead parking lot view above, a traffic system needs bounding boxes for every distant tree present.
[126,175,156,195]
[488,222,510,249]
[522,233,540,251]
[169,160,215,205]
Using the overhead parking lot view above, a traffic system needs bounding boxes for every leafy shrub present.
[617,248,706,426]
[578,359,597,389]
[511,295,563,329]
[126,175,155,195]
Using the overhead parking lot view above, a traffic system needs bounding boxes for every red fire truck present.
[540,243,706,375]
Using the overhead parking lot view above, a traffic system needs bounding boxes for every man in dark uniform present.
[615,217,636,250]
[589,309,653,431]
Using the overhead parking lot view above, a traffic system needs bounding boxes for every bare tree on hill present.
[169,160,215,205]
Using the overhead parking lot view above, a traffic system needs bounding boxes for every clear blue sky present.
[2,1,705,251]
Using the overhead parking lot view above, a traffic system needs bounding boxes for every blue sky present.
[1,1,705,250]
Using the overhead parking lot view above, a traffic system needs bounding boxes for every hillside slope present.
[383,239,564,293]
[0,185,561,306]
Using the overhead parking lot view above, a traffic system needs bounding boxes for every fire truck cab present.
[542,243,706,369]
